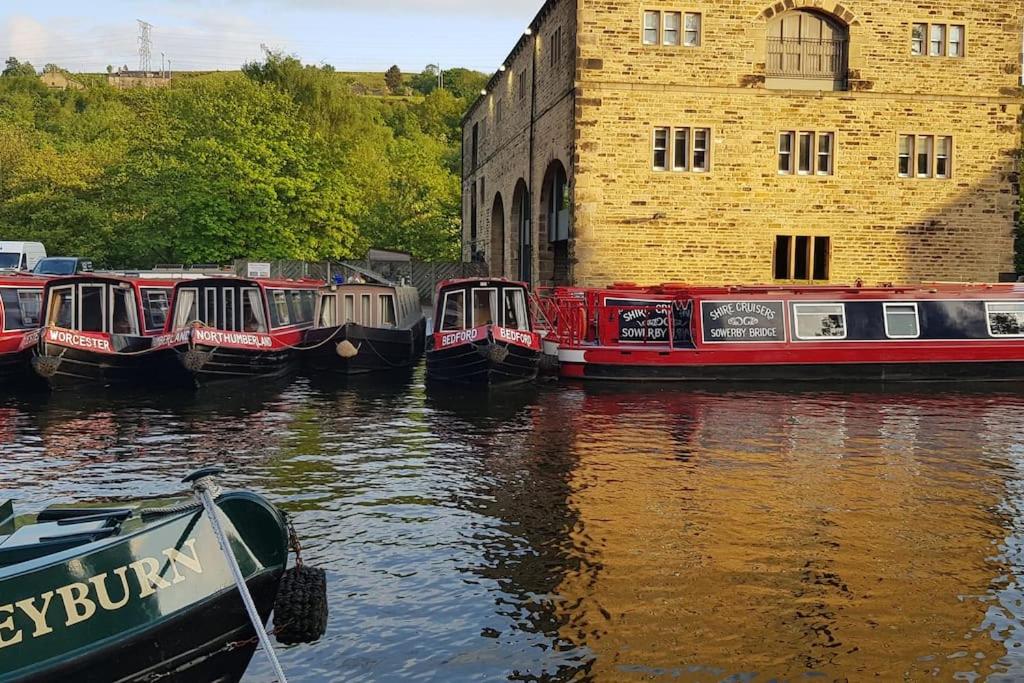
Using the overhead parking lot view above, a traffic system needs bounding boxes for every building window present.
[643,11,660,45]
[551,28,562,66]
[470,182,478,247]
[664,12,680,46]
[653,126,710,173]
[774,235,830,281]
[914,23,964,57]
[653,127,669,170]
[518,70,527,101]
[899,134,952,179]
[683,13,701,47]
[471,123,479,169]
[884,303,920,339]
[793,303,847,340]
[987,302,1024,337]
[778,132,834,176]
[495,100,502,124]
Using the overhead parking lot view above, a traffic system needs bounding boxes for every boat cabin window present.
[343,294,355,323]
[202,289,218,328]
[222,289,236,331]
[472,288,498,326]
[293,290,315,325]
[242,288,268,332]
[361,294,372,325]
[380,294,397,328]
[319,294,338,327]
[987,302,1024,337]
[503,289,529,330]
[172,288,199,329]
[270,290,291,327]
[441,290,466,331]
[111,286,140,335]
[793,303,847,340]
[0,288,42,331]
[141,289,171,332]
[48,287,74,328]
[80,284,106,332]
[884,303,920,339]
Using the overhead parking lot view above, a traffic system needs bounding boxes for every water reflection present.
[3,378,1024,681]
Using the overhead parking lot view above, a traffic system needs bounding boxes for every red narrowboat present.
[426,278,542,386]
[541,282,1024,382]
[31,275,176,388]
[0,274,45,383]
[155,277,320,385]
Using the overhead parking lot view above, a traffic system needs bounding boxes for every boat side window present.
[441,291,466,331]
[503,289,529,330]
[343,294,355,323]
[793,303,847,340]
[79,284,106,333]
[883,303,920,339]
[472,288,498,326]
[269,290,291,328]
[986,302,1024,337]
[242,288,268,333]
[380,294,397,328]
[111,287,140,335]
[361,294,372,325]
[173,288,199,330]
[223,289,237,331]
[48,286,74,329]
[286,290,314,326]
[319,294,338,327]
[0,288,40,330]
[300,290,316,323]
[141,289,171,332]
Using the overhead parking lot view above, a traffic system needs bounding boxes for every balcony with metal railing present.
[765,37,848,90]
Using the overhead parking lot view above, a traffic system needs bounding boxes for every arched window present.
[766,10,848,90]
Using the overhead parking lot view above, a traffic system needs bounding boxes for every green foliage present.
[385,65,403,95]
[0,53,479,267]
[440,68,488,100]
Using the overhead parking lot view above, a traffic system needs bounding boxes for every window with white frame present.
[779,131,834,176]
[683,12,701,47]
[654,126,710,172]
[987,302,1024,337]
[899,134,952,179]
[913,22,964,57]
[884,303,920,339]
[663,12,680,46]
[793,303,847,340]
[643,10,700,47]
[643,11,660,45]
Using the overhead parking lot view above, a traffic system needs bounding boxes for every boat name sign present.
[192,328,274,350]
[0,539,205,651]
[436,326,485,350]
[494,326,541,351]
[701,301,785,343]
[44,328,112,354]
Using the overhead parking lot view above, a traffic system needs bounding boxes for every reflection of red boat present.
[540,282,1024,382]
[426,278,542,386]
[0,275,47,382]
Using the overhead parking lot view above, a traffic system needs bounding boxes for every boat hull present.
[169,345,299,386]
[426,339,540,386]
[0,349,37,387]
[32,338,159,390]
[0,492,289,683]
[303,319,426,375]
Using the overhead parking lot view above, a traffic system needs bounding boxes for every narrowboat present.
[30,275,176,389]
[155,277,320,385]
[0,275,45,383]
[425,278,542,385]
[541,282,1024,382]
[0,479,288,682]
[302,281,426,375]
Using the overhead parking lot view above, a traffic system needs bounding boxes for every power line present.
[137,20,153,72]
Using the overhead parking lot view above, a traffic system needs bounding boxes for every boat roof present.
[567,281,1024,300]
[41,274,182,290]
[0,273,50,287]
[171,276,323,291]
[435,277,529,294]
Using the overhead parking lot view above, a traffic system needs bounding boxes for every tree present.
[440,68,488,100]
[409,64,439,95]
[2,57,36,78]
[384,65,403,95]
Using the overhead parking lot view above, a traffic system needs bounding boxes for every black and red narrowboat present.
[302,281,426,375]
[31,275,176,389]
[541,282,1024,383]
[425,278,542,386]
[155,277,320,385]
[0,274,45,383]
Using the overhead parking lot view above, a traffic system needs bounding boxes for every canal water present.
[4,372,1024,681]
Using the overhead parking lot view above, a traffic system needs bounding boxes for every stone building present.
[461,0,1024,287]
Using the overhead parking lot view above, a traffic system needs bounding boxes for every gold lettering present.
[15,591,54,637]
[162,539,203,584]
[55,583,96,627]
[0,604,22,649]
[89,567,132,611]
[130,557,171,598]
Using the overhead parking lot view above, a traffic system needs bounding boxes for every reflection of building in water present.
[552,388,1010,679]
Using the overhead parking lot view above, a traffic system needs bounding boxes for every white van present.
[0,242,47,271]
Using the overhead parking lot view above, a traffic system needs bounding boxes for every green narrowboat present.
[0,486,289,682]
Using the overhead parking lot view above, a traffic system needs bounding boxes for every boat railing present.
[533,289,589,347]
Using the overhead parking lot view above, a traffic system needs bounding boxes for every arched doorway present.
[489,194,505,278]
[539,160,571,286]
[511,180,531,284]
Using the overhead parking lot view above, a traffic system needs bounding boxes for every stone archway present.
[539,160,571,286]
[756,1,858,26]
[511,179,531,283]
[490,193,505,278]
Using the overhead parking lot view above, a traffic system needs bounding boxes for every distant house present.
[40,71,84,91]
[107,69,171,89]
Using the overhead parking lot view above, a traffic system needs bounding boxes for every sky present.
[0,0,541,74]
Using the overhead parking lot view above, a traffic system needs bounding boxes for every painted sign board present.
[700,300,785,343]
[605,297,672,342]
[247,262,272,279]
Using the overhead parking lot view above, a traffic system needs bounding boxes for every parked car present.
[0,241,46,271]
[32,257,94,276]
